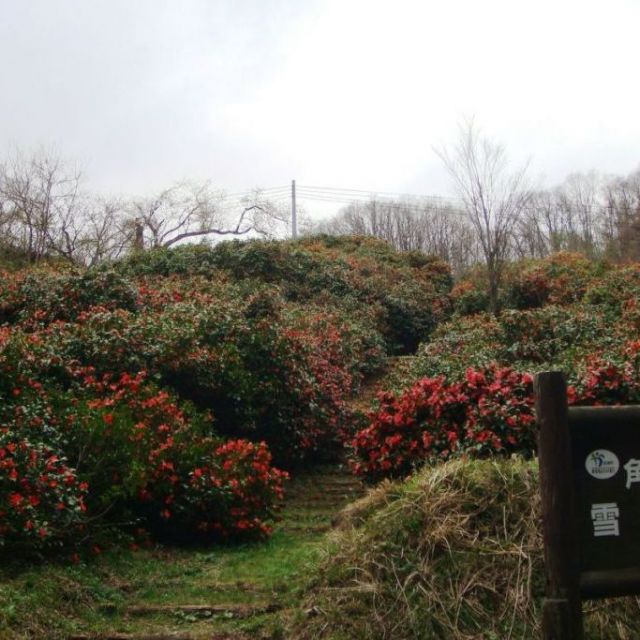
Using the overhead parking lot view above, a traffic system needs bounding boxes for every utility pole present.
[291,179,298,239]
[134,218,145,251]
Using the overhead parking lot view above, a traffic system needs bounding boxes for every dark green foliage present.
[0,268,138,325]
[114,236,453,354]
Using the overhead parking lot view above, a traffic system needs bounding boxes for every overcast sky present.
[1,0,639,217]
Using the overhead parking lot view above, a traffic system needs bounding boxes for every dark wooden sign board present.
[535,371,640,640]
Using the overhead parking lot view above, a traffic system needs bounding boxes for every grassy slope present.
[0,466,364,640]
[289,459,640,640]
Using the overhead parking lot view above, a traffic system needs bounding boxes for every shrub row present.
[1,237,448,552]
[450,252,640,316]
[350,365,535,479]
[0,366,287,551]
[351,344,640,480]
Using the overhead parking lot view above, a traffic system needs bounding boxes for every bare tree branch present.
[435,119,532,312]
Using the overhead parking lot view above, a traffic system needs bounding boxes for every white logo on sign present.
[585,450,620,480]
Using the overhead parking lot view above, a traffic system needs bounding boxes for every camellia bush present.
[569,340,640,406]
[0,267,138,327]
[0,432,88,551]
[0,364,288,549]
[445,257,639,376]
[350,365,536,480]
[116,236,453,354]
[450,252,608,315]
[0,274,382,467]
[0,236,452,553]
[352,340,640,481]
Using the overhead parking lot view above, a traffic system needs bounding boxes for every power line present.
[294,192,371,204]
[295,194,466,217]
[223,185,291,199]
[219,183,463,208]
[298,184,458,203]
[295,189,463,209]
[296,188,446,201]
[293,186,615,216]
[216,182,614,214]
[219,182,618,230]
[296,193,457,208]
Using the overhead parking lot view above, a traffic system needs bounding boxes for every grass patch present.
[0,466,359,639]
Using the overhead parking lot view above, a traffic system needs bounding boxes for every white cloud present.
[0,0,638,216]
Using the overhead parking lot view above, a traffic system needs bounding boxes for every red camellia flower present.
[9,493,23,508]
[350,365,536,479]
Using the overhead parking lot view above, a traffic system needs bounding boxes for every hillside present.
[0,236,450,553]
[2,240,640,638]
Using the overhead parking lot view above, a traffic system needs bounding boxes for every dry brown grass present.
[289,459,640,639]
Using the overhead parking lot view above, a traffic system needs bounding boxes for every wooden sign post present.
[535,372,583,639]
[536,371,640,639]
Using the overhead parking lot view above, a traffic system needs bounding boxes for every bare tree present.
[0,147,293,264]
[129,182,288,249]
[315,197,479,274]
[513,193,550,259]
[602,170,640,261]
[436,120,532,312]
[76,198,133,266]
[553,171,604,256]
[0,149,84,262]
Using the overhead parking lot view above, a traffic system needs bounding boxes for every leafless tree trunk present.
[436,120,532,312]
[77,199,132,266]
[603,170,640,261]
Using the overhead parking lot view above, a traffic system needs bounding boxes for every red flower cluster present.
[177,440,289,538]
[0,326,10,349]
[0,432,88,549]
[350,365,535,479]
[61,370,287,541]
[568,346,640,406]
[353,343,640,481]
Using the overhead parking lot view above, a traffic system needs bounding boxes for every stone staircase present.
[66,466,366,640]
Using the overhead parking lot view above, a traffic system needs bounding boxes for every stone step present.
[284,494,355,501]
[103,580,268,595]
[277,514,331,525]
[293,475,361,484]
[280,524,331,534]
[288,483,361,490]
[287,486,364,497]
[70,634,250,640]
[285,496,354,513]
[205,581,265,593]
[286,492,362,502]
[70,634,199,640]
[99,602,281,619]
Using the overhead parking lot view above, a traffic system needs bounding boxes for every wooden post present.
[535,371,583,640]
